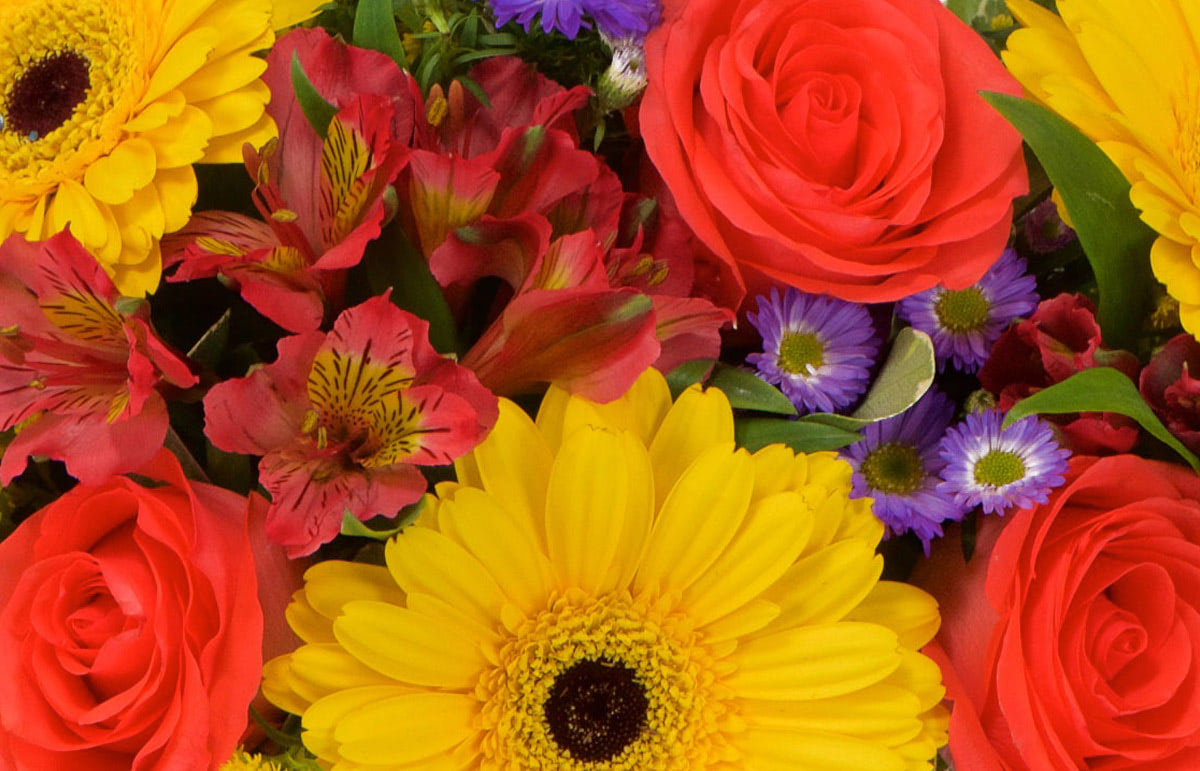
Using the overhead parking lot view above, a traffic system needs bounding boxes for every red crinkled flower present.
[979,293,1140,454]
[1140,333,1200,454]
[0,232,197,484]
[203,294,498,557]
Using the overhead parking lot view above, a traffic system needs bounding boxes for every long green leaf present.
[1002,367,1200,471]
[982,92,1156,350]
[735,418,861,454]
[353,0,406,67]
[290,52,337,139]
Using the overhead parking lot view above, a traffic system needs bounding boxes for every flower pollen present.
[861,441,925,495]
[973,450,1026,487]
[934,287,990,333]
[4,50,90,139]
[777,330,824,375]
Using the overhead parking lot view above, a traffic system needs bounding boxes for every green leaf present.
[363,222,459,355]
[290,52,338,139]
[708,365,797,416]
[186,308,231,371]
[340,499,425,541]
[666,359,713,399]
[982,92,1156,350]
[804,328,935,431]
[735,418,861,454]
[352,0,406,67]
[664,360,796,414]
[1003,367,1200,471]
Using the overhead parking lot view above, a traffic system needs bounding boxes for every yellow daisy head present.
[264,369,949,769]
[0,0,321,297]
[1003,0,1200,335]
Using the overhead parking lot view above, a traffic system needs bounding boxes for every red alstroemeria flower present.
[204,295,498,557]
[164,29,422,332]
[403,59,732,401]
[0,233,197,484]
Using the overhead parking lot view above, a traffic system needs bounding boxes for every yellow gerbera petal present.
[742,685,924,746]
[303,561,406,621]
[285,590,336,645]
[846,581,941,651]
[647,384,735,509]
[728,623,902,701]
[303,685,415,762]
[682,491,812,627]
[287,643,398,706]
[48,179,109,248]
[633,443,753,598]
[462,399,553,548]
[333,601,488,688]
[262,654,312,716]
[435,488,555,617]
[545,425,630,594]
[272,0,324,29]
[385,526,506,627]
[333,692,476,766]
[733,729,906,771]
[761,540,883,629]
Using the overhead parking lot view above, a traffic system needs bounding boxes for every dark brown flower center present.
[544,658,648,762]
[5,51,91,139]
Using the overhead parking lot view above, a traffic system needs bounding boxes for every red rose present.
[919,456,1200,769]
[639,0,1027,305]
[979,293,1140,454]
[0,452,266,769]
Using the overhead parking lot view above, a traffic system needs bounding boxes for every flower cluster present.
[2,0,1200,769]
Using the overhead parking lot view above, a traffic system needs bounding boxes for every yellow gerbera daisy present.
[1003,0,1200,335]
[264,369,948,770]
[0,0,322,296]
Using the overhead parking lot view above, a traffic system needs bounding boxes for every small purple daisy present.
[896,249,1038,373]
[937,409,1071,516]
[746,287,879,415]
[842,388,967,552]
[485,0,659,40]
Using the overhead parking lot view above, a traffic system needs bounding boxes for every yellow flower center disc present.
[483,592,726,769]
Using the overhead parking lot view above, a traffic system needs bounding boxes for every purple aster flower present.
[842,388,967,553]
[485,0,659,40]
[896,249,1038,374]
[937,409,1071,516]
[746,287,879,415]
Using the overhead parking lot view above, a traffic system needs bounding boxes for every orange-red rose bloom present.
[0,452,265,770]
[640,0,1028,304]
[921,456,1200,769]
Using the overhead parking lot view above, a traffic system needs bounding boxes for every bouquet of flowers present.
[1,0,1197,768]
